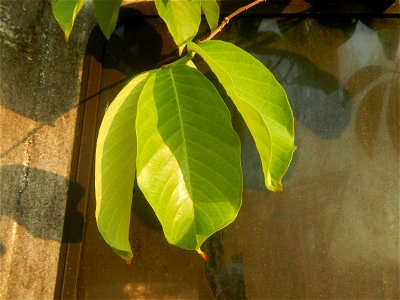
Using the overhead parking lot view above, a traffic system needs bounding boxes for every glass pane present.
[76,14,399,299]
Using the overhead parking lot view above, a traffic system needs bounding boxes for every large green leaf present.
[188,41,295,192]
[93,0,122,39]
[95,71,153,261]
[51,0,86,40]
[154,0,201,46]
[202,0,220,31]
[136,64,242,250]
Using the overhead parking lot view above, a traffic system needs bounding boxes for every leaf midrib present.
[169,69,193,197]
[169,68,199,246]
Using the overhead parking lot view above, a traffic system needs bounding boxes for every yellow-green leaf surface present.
[95,71,153,260]
[188,41,295,192]
[202,0,220,31]
[93,0,122,39]
[51,0,86,40]
[136,64,242,250]
[154,0,201,46]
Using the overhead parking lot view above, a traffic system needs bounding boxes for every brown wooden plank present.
[55,28,107,300]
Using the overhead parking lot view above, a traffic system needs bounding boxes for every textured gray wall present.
[0,0,95,298]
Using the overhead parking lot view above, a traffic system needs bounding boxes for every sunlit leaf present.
[51,0,86,40]
[95,71,153,261]
[154,0,201,46]
[136,64,242,250]
[188,40,295,192]
[93,0,122,39]
[202,0,220,31]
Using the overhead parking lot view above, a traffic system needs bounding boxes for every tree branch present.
[198,0,267,43]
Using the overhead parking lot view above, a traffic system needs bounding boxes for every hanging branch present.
[199,0,266,43]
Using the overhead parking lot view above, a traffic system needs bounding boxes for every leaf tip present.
[124,258,132,265]
[100,26,113,40]
[197,248,208,262]
[64,32,70,42]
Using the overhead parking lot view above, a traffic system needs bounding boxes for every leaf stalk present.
[160,52,195,69]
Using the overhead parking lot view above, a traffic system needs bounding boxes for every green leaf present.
[154,0,201,46]
[95,71,153,261]
[93,0,122,40]
[51,0,86,40]
[202,0,220,31]
[188,40,295,192]
[136,64,242,250]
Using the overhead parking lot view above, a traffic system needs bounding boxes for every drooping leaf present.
[154,0,201,46]
[93,0,122,39]
[188,40,295,192]
[202,0,220,31]
[136,64,242,250]
[95,71,153,261]
[51,0,86,40]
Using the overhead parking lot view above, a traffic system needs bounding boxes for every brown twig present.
[198,0,266,43]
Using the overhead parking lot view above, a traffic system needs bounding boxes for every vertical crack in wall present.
[16,135,34,220]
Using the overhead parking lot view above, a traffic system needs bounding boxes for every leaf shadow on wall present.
[0,11,166,257]
[0,165,85,257]
[0,9,164,161]
[0,5,86,125]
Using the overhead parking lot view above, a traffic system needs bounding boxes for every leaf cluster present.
[51,0,295,262]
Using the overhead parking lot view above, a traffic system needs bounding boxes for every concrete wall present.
[0,1,95,298]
